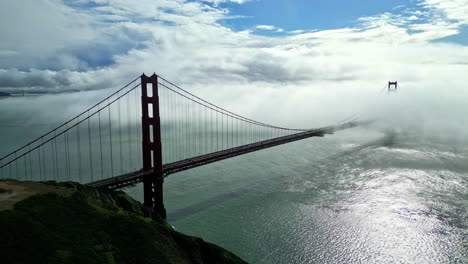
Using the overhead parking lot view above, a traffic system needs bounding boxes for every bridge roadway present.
[87,121,362,189]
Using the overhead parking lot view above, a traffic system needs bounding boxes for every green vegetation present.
[0,187,12,194]
[0,182,247,264]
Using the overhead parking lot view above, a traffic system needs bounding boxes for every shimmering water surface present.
[126,129,467,263]
[1,95,467,263]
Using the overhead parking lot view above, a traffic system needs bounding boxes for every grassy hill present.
[0,180,247,264]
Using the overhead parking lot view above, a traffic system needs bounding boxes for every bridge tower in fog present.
[388,81,398,92]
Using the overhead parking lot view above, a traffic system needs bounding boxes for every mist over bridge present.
[0,73,363,218]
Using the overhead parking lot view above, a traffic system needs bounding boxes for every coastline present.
[0,180,247,264]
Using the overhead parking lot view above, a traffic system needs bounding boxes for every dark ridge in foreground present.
[0,180,247,264]
[0,91,10,96]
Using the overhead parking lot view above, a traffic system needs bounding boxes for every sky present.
[0,0,467,133]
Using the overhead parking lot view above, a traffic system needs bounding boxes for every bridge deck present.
[87,121,361,189]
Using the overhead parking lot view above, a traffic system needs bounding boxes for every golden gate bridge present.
[0,73,364,218]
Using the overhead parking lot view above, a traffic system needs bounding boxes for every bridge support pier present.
[141,73,166,219]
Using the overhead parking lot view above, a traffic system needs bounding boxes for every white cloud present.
[255,24,284,33]
[256,25,277,30]
[0,0,467,133]
[202,0,251,6]
[288,30,306,34]
[1,0,466,86]
[420,0,468,25]
[393,4,406,10]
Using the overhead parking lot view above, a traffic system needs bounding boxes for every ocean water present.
[1,94,467,263]
[125,127,467,263]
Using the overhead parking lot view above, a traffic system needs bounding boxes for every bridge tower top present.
[388,81,398,92]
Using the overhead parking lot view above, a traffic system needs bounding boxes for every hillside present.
[0,180,247,264]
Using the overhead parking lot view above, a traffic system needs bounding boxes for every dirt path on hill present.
[0,181,71,211]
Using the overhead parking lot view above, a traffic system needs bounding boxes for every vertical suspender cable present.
[15,150,19,178]
[37,141,41,180]
[108,99,114,176]
[126,88,131,170]
[65,124,70,181]
[42,137,46,180]
[28,145,32,181]
[134,88,139,169]
[77,118,82,182]
[118,95,123,174]
[88,113,93,182]
[52,131,56,180]
[23,155,27,181]
[98,108,104,179]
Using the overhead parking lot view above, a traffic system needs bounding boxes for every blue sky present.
[434,25,468,44]
[214,0,468,46]
[220,0,418,33]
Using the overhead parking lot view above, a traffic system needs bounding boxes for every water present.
[1,95,467,263]
[125,128,467,263]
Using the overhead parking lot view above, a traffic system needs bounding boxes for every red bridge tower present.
[141,73,166,219]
